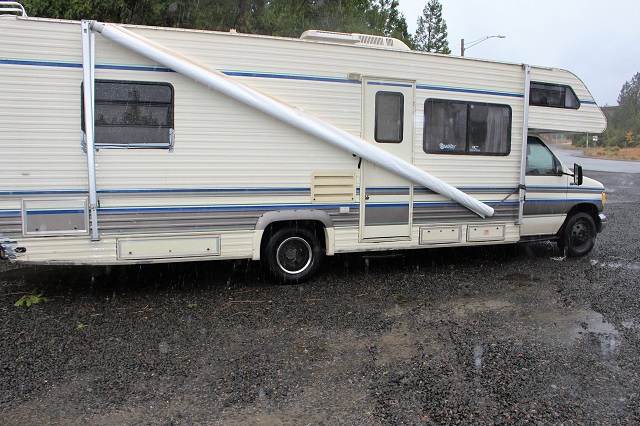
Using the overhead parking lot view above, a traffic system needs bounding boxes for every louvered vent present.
[300,30,410,51]
[311,172,356,203]
[359,35,386,46]
[354,34,410,50]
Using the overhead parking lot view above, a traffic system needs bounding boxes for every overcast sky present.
[397,0,639,106]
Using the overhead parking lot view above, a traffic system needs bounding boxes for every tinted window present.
[375,91,404,143]
[83,80,174,148]
[530,82,580,109]
[424,99,511,155]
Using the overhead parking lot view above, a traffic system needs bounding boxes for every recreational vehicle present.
[0,2,607,283]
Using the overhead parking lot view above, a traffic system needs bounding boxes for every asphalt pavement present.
[550,144,640,174]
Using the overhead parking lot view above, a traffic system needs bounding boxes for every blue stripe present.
[224,70,357,84]
[368,81,413,88]
[0,58,174,73]
[99,202,359,214]
[0,190,88,196]
[0,188,308,196]
[525,198,600,203]
[2,58,529,99]
[1,186,542,197]
[2,59,601,104]
[0,59,82,69]
[417,84,523,98]
[26,209,85,215]
[96,64,173,72]
[527,185,603,192]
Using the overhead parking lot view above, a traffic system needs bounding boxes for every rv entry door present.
[361,78,415,240]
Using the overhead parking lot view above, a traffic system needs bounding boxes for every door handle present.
[365,194,370,200]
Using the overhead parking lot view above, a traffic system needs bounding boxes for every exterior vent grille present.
[311,172,356,203]
[359,35,385,46]
[300,30,410,51]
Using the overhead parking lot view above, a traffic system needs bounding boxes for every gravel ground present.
[1,170,639,425]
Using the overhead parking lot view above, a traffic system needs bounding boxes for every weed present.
[76,322,88,330]
[14,292,49,307]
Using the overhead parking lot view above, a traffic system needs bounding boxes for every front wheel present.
[264,227,324,284]
[562,212,597,257]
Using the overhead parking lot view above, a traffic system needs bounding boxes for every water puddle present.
[573,311,620,357]
[590,259,640,271]
[473,344,484,371]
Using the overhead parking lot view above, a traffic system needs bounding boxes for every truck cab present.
[522,135,607,255]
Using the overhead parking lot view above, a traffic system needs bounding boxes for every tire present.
[562,212,597,257]
[264,227,324,284]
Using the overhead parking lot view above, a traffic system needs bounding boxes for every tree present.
[20,0,411,44]
[618,72,640,115]
[599,72,640,148]
[413,0,450,54]
[366,0,413,47]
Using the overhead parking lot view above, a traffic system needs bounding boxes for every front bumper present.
[597,213,607,233]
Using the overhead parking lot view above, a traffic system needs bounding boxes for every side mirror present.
[573,163,583,186]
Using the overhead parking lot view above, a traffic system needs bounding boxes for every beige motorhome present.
[0,2,607,282]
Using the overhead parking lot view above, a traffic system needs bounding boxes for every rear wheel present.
[264,227,324,284]
[562,212,597,257]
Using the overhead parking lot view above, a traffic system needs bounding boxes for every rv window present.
[375,91,404,143]
[82,80,174,148]
[423,99,511,155]
[530,82,580,109]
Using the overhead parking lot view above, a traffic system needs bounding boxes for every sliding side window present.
[529,82,580,109]
[82,80,174,149]
[424,99,511,155]
[375,91,404,143]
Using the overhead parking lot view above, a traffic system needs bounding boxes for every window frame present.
[81,79,175,149]
[529,81,580,110]
[423,98,512,156]
[374,91,404,143]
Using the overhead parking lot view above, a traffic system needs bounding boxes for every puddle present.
[590,259,640,271]
[473,344,484,371]
[573,311,620,357]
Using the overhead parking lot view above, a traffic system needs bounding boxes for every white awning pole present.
[91,22,494,218]
[518,65,531,225]
[82,20,100,240]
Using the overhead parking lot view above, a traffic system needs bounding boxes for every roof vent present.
[300,30,410,51]
[0,1,27,17]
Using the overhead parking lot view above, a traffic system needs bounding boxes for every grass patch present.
[585,146,640,161]
[14,291,49,307]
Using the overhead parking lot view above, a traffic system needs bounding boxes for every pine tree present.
[618,72,640,114]
[414,0,450,54]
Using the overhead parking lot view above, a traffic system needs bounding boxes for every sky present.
[397,0,640,106]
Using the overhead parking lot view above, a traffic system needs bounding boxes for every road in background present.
[549,144,640,174]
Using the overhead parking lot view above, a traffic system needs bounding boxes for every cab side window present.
[526,137,559,175]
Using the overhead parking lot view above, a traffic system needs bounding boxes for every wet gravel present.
[1,170,639,425]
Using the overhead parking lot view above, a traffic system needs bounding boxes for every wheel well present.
[260,220,326,257]
[560,203,599,234]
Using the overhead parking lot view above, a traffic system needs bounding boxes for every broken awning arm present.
[88,21,494,218]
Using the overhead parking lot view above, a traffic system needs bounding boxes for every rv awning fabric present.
[89,21,494,218]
